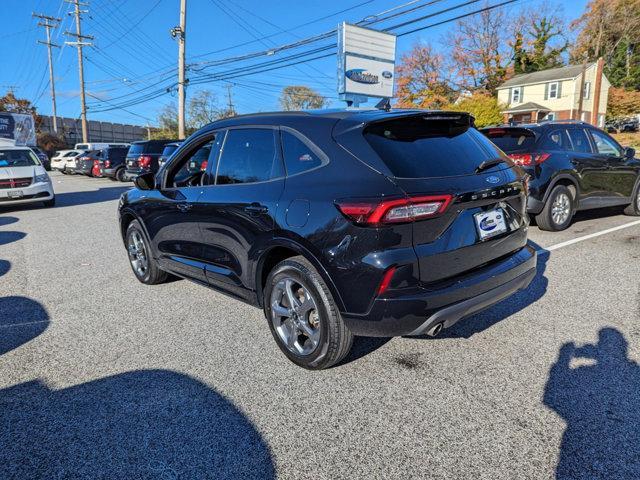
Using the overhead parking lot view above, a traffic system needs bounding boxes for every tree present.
[394,42,456,109]
[188,90,223,129]
[571,0,640,88]
[512,15,568,74]
[37,132,67,155]
[150,103,183,140]
[447,3,510,94]
[447,93,505,128]
[607,87,640,118]
[279,86,326,111]
[0,91,36,115]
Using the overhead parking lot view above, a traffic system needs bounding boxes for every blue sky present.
[1,0,589,126]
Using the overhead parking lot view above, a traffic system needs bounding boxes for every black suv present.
[118,110,536,369]
[481,121,640,231]
[99,146,130,181]
[123,140,178,181]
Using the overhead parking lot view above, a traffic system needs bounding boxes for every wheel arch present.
[543,174,580,206]
[255,238,345,312]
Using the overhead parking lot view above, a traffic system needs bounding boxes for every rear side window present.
[128,144,144,156]
[540,129,569,150]
[281,131,323,176]
[161,144,179,158]
[482,128,537,153]
[566,129,592,153]
[364,117,500,178]
[216,129,281,185]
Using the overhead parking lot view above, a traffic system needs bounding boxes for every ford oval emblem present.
[486,175,500,184]
[382,70,393,79]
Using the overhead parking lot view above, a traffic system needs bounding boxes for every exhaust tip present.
[426,322,443,337]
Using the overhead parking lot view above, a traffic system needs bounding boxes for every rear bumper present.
[123,168,148,181]
[341,245,537,337]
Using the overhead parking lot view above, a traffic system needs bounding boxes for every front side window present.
[549,82,559,99]
[566,129,592,154]
[590,129,622,156]
[281,131,324,176]
[0,149,39,167]
[216,129,280,185]
[167,138,215,187]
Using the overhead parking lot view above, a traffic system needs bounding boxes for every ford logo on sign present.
[381,70,393,79]
[345,69,379,84]
[485,175,500,184]
[479,217,498,232]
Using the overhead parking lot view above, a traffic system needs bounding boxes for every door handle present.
[244,203,268,214]
[176,202,193,212]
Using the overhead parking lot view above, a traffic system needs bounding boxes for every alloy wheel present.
[270,278,321,356]
[127,230,149,278]
[551,192,571,226]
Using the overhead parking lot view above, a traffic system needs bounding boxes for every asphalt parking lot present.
[1,171,639,479]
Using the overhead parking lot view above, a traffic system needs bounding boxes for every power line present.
[34,12,62,132]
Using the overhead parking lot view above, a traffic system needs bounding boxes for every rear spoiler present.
[480,126,536,138]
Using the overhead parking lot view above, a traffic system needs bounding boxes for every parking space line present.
[538,219,640,253]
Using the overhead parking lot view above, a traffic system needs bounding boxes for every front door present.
[588,128,637,201]
[143,135,217,283]
[198,127,285,300]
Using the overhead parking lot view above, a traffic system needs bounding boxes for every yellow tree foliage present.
[447,93,506,128]
[607,87,640,118]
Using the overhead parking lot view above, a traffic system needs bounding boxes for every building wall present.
[38,115,148,147]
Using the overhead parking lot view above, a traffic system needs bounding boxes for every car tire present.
[43,197,55,208]
[623,182,640,216]
[115,168,125,182]
[125,220,168,285]
[264,255,353,370]
[536,185,574,231]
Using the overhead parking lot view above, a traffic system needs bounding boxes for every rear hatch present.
[336,112,529,284]
[126,143,146,170]
[480,126,542,171]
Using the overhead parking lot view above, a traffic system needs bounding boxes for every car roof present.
[0,146,32,151]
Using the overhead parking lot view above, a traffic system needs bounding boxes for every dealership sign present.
[337,23,397,102]
[0,113,36,146]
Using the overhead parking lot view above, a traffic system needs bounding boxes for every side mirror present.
[133,171,156,191]
[624,147,636,159]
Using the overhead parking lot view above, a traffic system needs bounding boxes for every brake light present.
[337,195,453,225]
[377,266,397,296]
[138,155,152,168]
[104,160,111,168]
[201,160,208,171]
[508,153,550,166]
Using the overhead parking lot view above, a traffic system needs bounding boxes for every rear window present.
[482,128,537,153]
[364,116,501,178]
[161,144,179,157]
[127,144,145,156]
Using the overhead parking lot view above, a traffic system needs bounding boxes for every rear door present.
[587,128,637,200]
[356,114,529,283]
[565,127,609,202]
[198,127,285,298]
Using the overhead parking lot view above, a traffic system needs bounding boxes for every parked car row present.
[118,110,640,369]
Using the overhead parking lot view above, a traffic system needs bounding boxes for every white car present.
[51,149,84,173]
[0,146,55,207]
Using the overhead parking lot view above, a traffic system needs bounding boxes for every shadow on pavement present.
[55,186,131,208]
[0,370,276,480]
[543,328,640,479]
[0,216,19,227]
[0,259,9,277]
[0,231,26,247]
[0,296,50,356]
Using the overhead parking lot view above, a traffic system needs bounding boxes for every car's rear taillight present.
[508,153,550,166]
[138,155,152,168]
[200,160,208,171]
[336,194,453,225]
[104,160,111,168]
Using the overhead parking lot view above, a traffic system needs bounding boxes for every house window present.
[546,112,556,121]
[511,87,522,104]
[583,81,591,99]
[549,82,559,99]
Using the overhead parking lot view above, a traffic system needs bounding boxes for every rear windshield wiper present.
[475,158,506,173]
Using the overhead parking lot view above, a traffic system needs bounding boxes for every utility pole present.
[226,84,235,115]
[171,0,187,139]
[64,0,93,143]
[33,13,61,133]
[576,60,587,122]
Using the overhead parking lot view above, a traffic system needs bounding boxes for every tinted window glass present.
[216,129,278,184]
[566,129,592,153]
[146,142,167,154]
[541,129,569,150]
[128,144,144,156]
[482,128,537,153]
[161,144,179,158]
[0,149,39,167]
[364,117,498,178]
[281,131,323,176]
[590,129,621,156]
